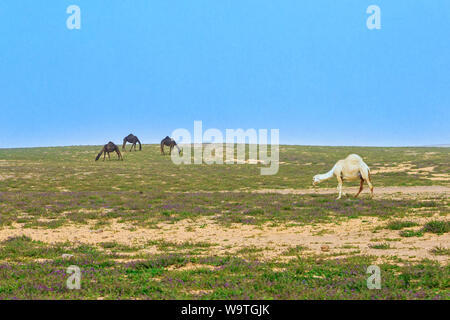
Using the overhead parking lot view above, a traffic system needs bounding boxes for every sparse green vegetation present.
[0,144,448,299]
[368,243,391,250]
[422,221,450,234]
[400,230,424,238]
[430,246,450,256]
[0,238,448,300]
[385,220,419,230]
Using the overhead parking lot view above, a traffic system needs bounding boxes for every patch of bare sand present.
[57,187,72,192]
[1,215,448,265]
[167,263,216,271]
[0,174,14,181]
[428,174,450,181]
[220,158,285,165]
[371,162,414,174]
[183,186,450,197]
[372,163,442,177]
[185,289,214,296]
[410,166,436,173]
[251,185,450,196]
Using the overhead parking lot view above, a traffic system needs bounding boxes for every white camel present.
[312,154,374,200]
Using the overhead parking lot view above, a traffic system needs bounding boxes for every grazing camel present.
[160,136,182,155]
[312,154,373,200]
[122,134,142,152]
[95,142,123,161]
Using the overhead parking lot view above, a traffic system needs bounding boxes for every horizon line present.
[0,143,449,150]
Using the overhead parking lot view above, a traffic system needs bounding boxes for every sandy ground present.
[187,185,450,198]
[0,186,448,265]
[1,216,448,265]
[251,185,450,196]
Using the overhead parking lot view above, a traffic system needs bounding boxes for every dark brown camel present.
[95,142,123,161]
[160,136,182,155]
[122,134,142,151]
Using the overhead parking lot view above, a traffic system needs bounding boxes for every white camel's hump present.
[344,154,364,164]
[339,154,367,171]
[346,154,363,160]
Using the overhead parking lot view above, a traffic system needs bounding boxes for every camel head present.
[312,175,321,186]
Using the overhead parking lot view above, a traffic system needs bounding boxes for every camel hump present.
[346,154,363,161]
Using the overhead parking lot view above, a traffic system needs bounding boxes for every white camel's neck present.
[316,167,335,182]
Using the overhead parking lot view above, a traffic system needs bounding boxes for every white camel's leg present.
[336,176,343,200]
[337,182,342,200]
[355,178,364,197]
[360,167,374,198]
[367,179,374,198]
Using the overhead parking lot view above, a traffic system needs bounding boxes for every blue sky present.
[0,0,449,148]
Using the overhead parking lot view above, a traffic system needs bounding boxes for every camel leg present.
[103,152,106,161]
[360,168,374,198]
[336,176,343,200]
[108,152,111,160]
[355,178,364,198]
[367,179,374,198]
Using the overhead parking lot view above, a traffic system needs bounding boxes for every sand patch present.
[182,186,450,197]
[428,174,450,181]
[187,289,213,296]
[410,166,435,173]
[371,162,440,177]
[251,185,450,196]
[0,174,14,181]
[371,162,414,174]
[1,215,448,265]
[222,158,280,165]
[167,263,216,271]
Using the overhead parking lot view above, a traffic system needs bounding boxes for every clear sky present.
[0,0,449,148]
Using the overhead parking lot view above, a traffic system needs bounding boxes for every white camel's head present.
[312,175,321,186]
